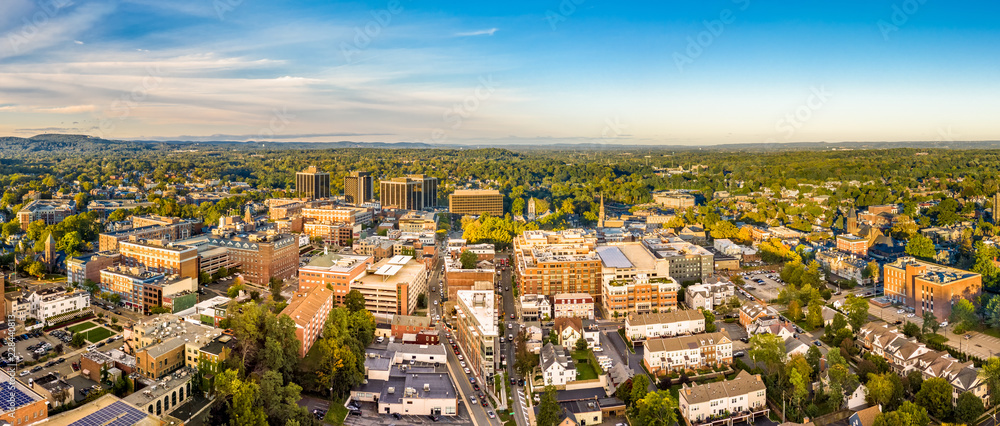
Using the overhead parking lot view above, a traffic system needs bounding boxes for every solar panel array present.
[0,381,36,409]
[68,400,147,426]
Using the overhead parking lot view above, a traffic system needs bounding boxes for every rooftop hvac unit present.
[423,383,430,391]
[387,387,395,394]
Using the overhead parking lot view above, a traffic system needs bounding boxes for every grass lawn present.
[83,327,114,343]
[924,333,948,345]
[981,328,1000,339]
[300,343,325,372]
[573,357,598,381]
[324,395,348,426]
[67,321,97,333]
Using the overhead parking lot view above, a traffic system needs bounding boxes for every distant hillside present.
[3,133,1000,154]
[0,134,152,155]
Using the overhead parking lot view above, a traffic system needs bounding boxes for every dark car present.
[510,377,517,386]
[349,409,362,416]
[392,413,402,420]
[30,366,42,373]
[473,383,480,391]
[813,340,822,346]
[427,415,440,422]
[480,398,488,407]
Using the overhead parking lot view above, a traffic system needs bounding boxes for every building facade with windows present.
[883,257,981,321]
[298,253,372,304]
[454,290,498,379]
[448,189,503,216]
[679,370,768,426]
[296,166,331,199]
[119,239,199,281]
[643,331,732,375]
[344,170,373,205]
[380,175,439,210]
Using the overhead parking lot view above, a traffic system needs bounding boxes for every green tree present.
[748,333,786,375]
[902,321,921,338]
[955,391,985,425]
[215,369,267,426]
[865,373,895,408]
[807,299,824,330]
[632,390,678,426]
[787,299,803,322]
[915,377,953,419]
[806,346,822,378]
[536,386,561,426]
[631,374,650,405]
[905,234,937,259]
[459,250,478,269]
[950,299,978,333]
[27,261,46,278]
[344,289,365,312]
[58,231,84,256]
[979,357,1000,406]
[921,311,939,335]
[575,336,588,353]
[71,333,86,348]
[701,309,717,332]
[844,295,870,332]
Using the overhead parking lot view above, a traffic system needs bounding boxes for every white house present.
[541,343,578,386]
[684,277,735,311]
[553,293,595,320]
[23,286,91,325]
[678,370,768,425]
[624,310,705,341]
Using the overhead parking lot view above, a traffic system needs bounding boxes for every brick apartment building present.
[297,253,372,305]
[884,257,982,321]
[206,233,298,286]
[283,284,335,357]
[119,239,199,281]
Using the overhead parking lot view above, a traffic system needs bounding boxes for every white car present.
[464,368,471,374]
[460,361,466,367]
[470,396,477,404]
[507,323,513,329]
[940,321,949,327]
[433,300,439,305]
[458,354,464,361]
[906,313,915,318]
[897,309,905,314]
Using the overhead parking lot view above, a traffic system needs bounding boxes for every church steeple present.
[598,193,606,228]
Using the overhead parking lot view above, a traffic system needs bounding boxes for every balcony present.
[688,408,770,426]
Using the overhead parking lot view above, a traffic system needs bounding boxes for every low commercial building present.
[553,293,595,320]
[390,315,434,340]
[31,373,75,408]
[31,286,91,324]
[298,252,373,305]
[0,370,48,425]
[172,234,239,276]
[517,294,552,322]
[454,290,498,379]
[304,221,361,246]
[678,370,768,426]
[143,276,197,313]
[123,367,196,418]
[352,255,429,318]
[352,357,459,417]
[79,349,137,382]
[625,310,705,342]
[443,255,495,300]
[283,284,335,357]
[642,330,732,375]
[540,342,577,386]
[652,191,696,210]
[128,314,225,380]
[43,394,160,426]
[398,211,437,232]
[301,205,373,225]
[883,257,982,321]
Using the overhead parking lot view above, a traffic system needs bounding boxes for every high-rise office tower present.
[296,166,330,200]
[379,175,439,210]
[344,171,373,205]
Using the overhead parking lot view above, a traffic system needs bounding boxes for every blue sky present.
[1,0,998,145]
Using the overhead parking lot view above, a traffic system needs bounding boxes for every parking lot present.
[738,271,785,303]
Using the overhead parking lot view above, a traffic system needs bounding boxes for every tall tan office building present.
[380,175,438,210]
[344,171,373,205]
[449,189,503,216]
[296,166,330,199]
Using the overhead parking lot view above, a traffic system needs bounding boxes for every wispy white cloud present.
[455,28,498,37]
